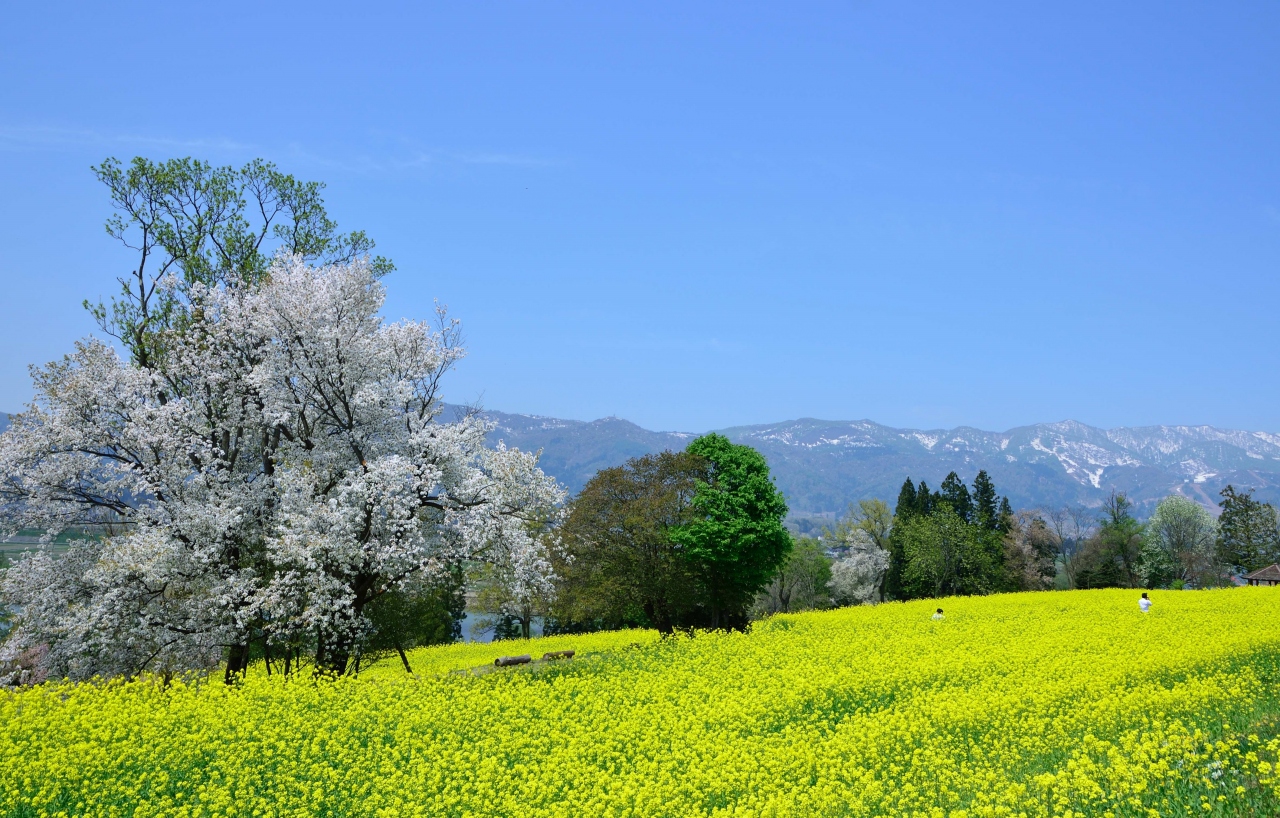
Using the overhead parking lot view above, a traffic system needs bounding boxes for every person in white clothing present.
[1139,592,1152,613]
[932,608,944,621]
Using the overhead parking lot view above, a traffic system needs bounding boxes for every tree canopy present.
[88,156,392,370]
[1074,493,1145,589]
[1217,485,1280,573]
[0,256,562,681]
[826,500,892,603]
[754,538,832,616]
[549,450,707,634]
[1139,496,1219,589]
[887,470,1025,599]
[551,435,788,633]
[671,433,791,629]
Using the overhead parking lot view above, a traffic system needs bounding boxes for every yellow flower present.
[3,588,1280,816]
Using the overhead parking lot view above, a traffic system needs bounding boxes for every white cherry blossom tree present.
[829,529,890,606]
[0,256,563,682]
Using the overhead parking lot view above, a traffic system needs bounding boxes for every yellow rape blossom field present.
[4,588,1280,817]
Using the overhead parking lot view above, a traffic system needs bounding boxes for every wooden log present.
[541,650,576,660]
[494,654,532,667]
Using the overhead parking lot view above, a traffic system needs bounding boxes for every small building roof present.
[1243,563,1280,582]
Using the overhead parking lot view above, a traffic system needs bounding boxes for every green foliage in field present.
[551,434,789,633]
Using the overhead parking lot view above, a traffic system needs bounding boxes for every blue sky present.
[1,2,1278,433]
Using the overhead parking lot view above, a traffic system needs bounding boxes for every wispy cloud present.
[0,125,257,154]
[453,151,559,168]
[279,145,563,176]
[277,143,434,175]
[0,123,564,176]
[254,130,565,175]
[342,131,565,172]
[616,335,746,355]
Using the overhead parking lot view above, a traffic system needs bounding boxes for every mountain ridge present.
[8,407,1278,521]
[462,407,1280,520]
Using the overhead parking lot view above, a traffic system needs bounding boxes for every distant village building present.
[1243,564,1280,587]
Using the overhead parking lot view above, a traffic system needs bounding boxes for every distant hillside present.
[457,407,1280,520]
[9,405,1279,522]
[718,419,1280,518]
[441,404,694,498]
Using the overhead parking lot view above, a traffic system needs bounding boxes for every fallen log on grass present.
[541,650,575,660]
[494,654,532,667]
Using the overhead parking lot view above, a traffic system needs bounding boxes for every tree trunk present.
[645,600,675,635]
[314,577,375,676]
[224,643,250,685]
[396,643,413,674]
[314,630,352,677]
[313,631,332,676]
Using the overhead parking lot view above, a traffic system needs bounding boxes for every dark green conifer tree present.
[1217,485,1280,571]
[885,477,919,600]
[939,472,973,523]
[997,497,1014,534]
[971,471,1000,530]
[894,478,919,521]
[916,481,934,516]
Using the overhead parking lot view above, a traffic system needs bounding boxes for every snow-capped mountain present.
[720,418,1280,515]
[10,404,1276,519]
[461,407,1280,518]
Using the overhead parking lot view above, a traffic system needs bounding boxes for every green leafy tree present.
[1100,492,1145,586]
[841,499,893,551]
[1073,541,1128,589]
[997,497,1014,534]
[753,538,832,615]
[887,481,917,600]
[915,481,935,516]
[488,616,527,641]
[1075,493,1144,588]
[358,566,466,674]
[887,478,928,599]
[829,499,893,554]
[889,471,1030,599]
[1217,486,1280,572]
[898,505,996,598]
[672,434,791,629]
[88,156,391,368]
[1140,496,1220,588]
[550,451,707,634]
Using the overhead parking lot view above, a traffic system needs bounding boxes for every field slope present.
[4,588,1280,817]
